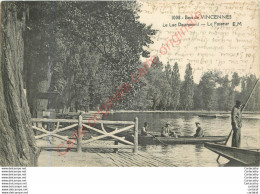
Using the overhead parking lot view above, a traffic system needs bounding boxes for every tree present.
[165,62,172,84]
[193,84,203,110]
[131,83,152,110]
[217,75,231,111]
[50,1,156,111]
[24,2,54,117]
[198,72,215,110]
[231,72,240,89]
[226,72,241,110]
[180,64,194,110]
[0,1,157,166]
[171,62,181,110]
[0,2,39,166]
[143,58,172,110]
[20,1,157,114]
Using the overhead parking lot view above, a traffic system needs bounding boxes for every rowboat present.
[216,115,230,118]
[198,114,217,118]
[125,134,228,145]
[198,114,229,118]
[204,143,260,166]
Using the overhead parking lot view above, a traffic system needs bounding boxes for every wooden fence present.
[31,115,138,153]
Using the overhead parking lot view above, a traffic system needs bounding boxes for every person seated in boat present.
[193,122,204,137]
[141,122,148,136]
[161,122,170,137]
[169,130,178,138]
[161,122,178,138]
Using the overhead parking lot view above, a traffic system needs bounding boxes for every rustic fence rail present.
[32,116,138,153]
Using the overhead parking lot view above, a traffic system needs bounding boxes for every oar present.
[216,79,259,163]
[147,132,168,146]
[241,79,259,111]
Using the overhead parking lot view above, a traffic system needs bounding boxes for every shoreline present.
[104,110,260,114]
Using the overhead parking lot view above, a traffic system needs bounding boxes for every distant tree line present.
[132,60,260,111]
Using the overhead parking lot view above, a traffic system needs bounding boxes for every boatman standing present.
[231,100,244,147]
[193,122,204,137]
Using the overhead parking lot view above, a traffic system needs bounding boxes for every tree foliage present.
[180,64,194,110]
[20,2,260,112]
[171,63,181,110]
[23,1,156,113]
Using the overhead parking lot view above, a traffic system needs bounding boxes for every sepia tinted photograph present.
[0,0,259,167]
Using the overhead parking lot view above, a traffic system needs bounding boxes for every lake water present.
[104,112,260,167]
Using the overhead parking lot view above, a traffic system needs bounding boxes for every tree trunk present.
[0,2,39,166]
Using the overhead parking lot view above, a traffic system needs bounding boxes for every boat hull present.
[204,143,260,165]
[198,114,229,118]
[125,134,228,145]
[198,114,217,118]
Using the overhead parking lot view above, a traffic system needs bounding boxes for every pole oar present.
[241,79,259,111]
[216,130,233,162]
[216,79,259,163]
[147,132,168,146]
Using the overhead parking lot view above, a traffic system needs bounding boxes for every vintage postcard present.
[0,0,259,168]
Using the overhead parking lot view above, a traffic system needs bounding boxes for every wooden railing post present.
[77,114,82,153]
[134,117,138,153]
[113,140,119,153]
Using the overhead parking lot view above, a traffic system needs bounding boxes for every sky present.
[138,0,260,83]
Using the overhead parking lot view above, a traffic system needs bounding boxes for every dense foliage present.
[23,1,156,115]
[22,2,260,113]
